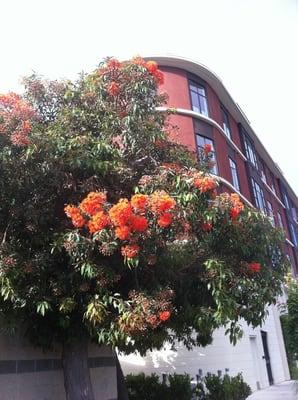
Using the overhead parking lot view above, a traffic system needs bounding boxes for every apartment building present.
[120,55,298,392]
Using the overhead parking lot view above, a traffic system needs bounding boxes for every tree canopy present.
[0,57,287,358]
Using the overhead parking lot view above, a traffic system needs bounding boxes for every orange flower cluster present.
[79,191,107,216]
[121,244,140,258]
[0,93,36,146]
[131,194,148,212]
[159,310,171,321]
[65,191,110,233]
[64,205,86,228]
[132,58,164,85]
[193,174,217,193]
[203,143,213,155]
[229,193,244,220]
[107,58,122,69]
[107,81,120,96]
[248,262,261,273]
[88,211,110,233]
[109,199,133,226]
[150,191,176,214]
[65,190,176,261]
[157,213,173,228]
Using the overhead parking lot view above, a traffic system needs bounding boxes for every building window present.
[260,160,267,184]
[283,192,290,209]
[221,106,231,140]
[196,135,218,175]
[292,207,298,223]
[277,211,283,228]
[243,136,258,168]
[266,200,275,226]
[270,172,276,195]
[251,178,266,211]
[289,223,298,247]
[189,81,209,116]
[229,158,240,192]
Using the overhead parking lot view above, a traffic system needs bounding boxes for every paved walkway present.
[247,381,297,399]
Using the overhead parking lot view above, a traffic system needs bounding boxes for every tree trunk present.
[115,352,129,400]
[62,337,95,400]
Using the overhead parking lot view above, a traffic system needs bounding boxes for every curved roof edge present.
[144,55,297,205]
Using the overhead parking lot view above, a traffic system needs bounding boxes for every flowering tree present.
[0,58,287,400]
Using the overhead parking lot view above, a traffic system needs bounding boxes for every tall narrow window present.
[251,178,266,211]
[243,136,258,168]
[289,223,298,247]
[283,192,290,209]
[221,106,231,140]
[277,211,283,228]
[260,160,267,184]
[229,158,240,192]
[196,135,218,175]
[266,200,275,226]
[189,81,209,116]
[270,172,276,195]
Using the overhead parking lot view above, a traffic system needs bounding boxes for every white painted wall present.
[0,334,117,400]
[120,304,290,393]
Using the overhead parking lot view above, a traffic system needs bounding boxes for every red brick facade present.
[152,58,298,274]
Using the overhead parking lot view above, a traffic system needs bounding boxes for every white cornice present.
[214,175,254,208]
[157,107,247,161]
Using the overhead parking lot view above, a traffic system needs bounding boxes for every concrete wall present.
[0,334,117,400]
[120,304,290,393]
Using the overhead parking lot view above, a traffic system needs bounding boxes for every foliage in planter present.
[0,57,287,399]
[204,373,251,400]
[125,373,168,400]
[125,372,251,400]
[125,372,194,400]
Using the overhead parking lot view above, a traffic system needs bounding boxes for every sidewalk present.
[247,381,297,400]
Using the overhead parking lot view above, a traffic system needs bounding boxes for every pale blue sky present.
[0,0,297,193]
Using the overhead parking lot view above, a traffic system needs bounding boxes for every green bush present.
[125,373,168,400]
[205,373,251,400]
[168,373,194,400]
[125,372,251,400]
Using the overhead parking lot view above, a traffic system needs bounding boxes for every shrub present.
[168,373,194,400]
[205,373,251,400]
[125,372,251,400]
[125,373,168,400]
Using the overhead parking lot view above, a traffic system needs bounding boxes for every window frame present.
[277,211,283,228]
[221,105,231,140]
[189,80,209,117]
[289,223,298,247]
[243,135,258,169]
[229,157,240,192]
[251,178,266,211]
[196,134,218,175]
[266,200,275,226]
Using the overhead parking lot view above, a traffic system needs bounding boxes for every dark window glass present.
[196,135,218,175]
[260,160,267,184]
[251,178,266,211]
[277,212,283,228]
[243,136,258,168]
[229,158,240,191]
[289,223,298,247]
[221,106,231,140]
[283,192,290,209]
[270,172,276,195]
[266,200,275,226]
[189,81,209,116]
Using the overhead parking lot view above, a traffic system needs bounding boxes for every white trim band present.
[157,106,247,161]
